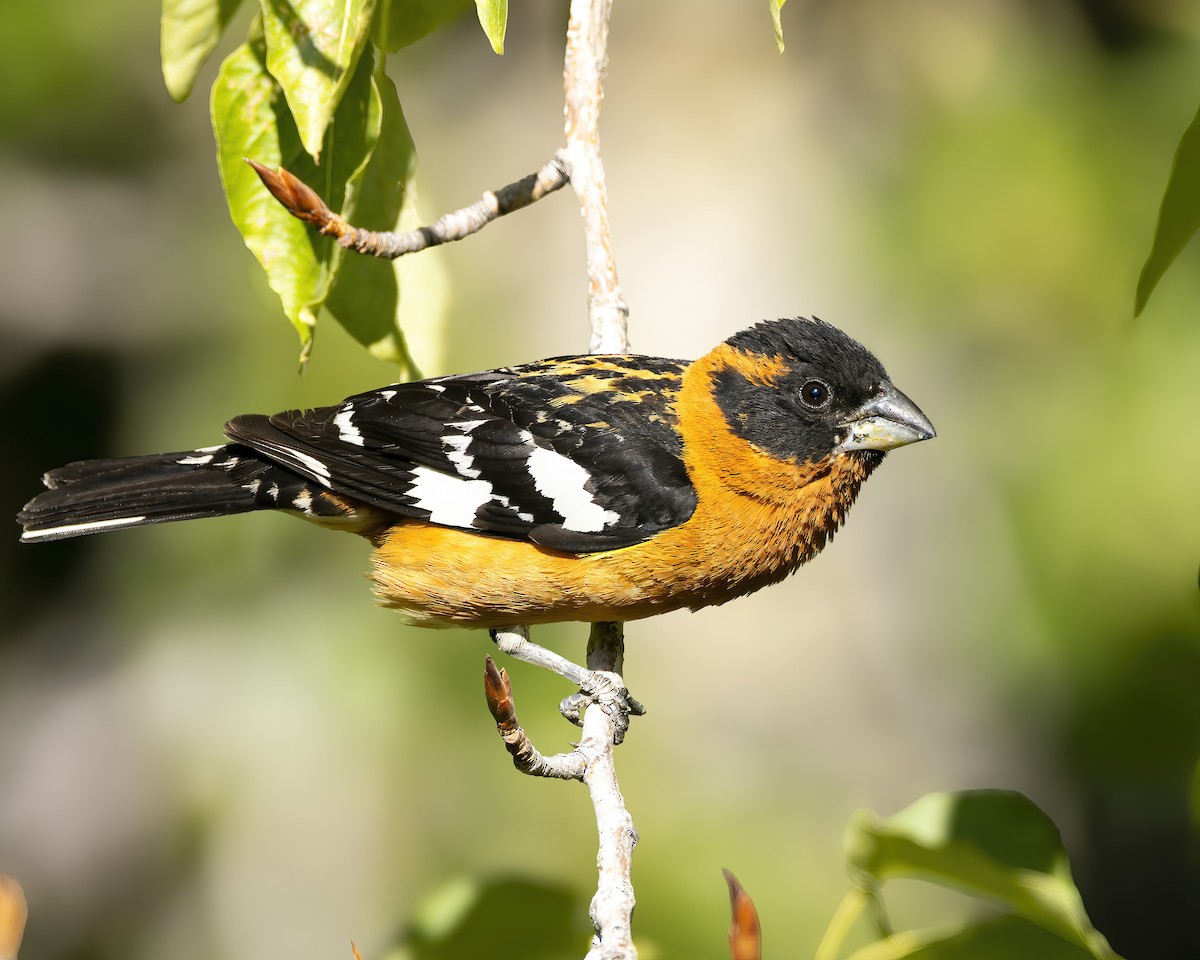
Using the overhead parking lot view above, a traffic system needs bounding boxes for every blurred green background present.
[2,1,1199,957]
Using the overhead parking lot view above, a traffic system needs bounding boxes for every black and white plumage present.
[18,318,937,629]
[19,355,698,553]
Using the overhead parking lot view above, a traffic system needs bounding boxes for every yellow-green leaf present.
[259,0,377,159]
[325,70,419,369]
[845,791,1119,960]
[161,0,245,102]
[400,876,583,959]
[1136,100,1200,315]
[212,36,381,363]
[842,915,1104,960]
[769,0,786,54]
[474,0,507,55]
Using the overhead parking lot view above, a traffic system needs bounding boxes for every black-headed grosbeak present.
[18,318,934,628]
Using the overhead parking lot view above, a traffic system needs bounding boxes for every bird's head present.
[711,317,935,469]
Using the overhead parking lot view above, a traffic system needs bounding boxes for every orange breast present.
[368,348,873,628]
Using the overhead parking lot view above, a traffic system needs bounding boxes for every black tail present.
[17,444,298,542]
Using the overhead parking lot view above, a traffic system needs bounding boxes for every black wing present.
[224,355,698,552]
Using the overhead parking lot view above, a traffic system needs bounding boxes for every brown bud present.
[483,656,518,730]
[722,869,761,960]
[244,160,348,237]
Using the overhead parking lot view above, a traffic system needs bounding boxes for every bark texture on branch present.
[563,0,629,355]
[481,628,638,960]
[247,154,570,258]
[561,1,637,955]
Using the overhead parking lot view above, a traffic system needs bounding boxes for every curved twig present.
[246,154,570,258]
[484,657,586,780]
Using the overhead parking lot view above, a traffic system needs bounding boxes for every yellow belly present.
[369,452,869,628]
[367,352,877,628]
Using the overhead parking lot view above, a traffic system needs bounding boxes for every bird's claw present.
[558,670,646,744]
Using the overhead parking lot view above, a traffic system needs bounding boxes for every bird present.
[18,317,934,631]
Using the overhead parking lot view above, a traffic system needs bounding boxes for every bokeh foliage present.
[1,2,1198,960]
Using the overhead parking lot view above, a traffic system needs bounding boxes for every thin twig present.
[581,624,637,960]
[490,626,644,743]
[246,154,570,258]
[490,626,593,689]
[563,0,629,354]
[480,635,638,960]
[561,0,636,955]
[483,657,585,780]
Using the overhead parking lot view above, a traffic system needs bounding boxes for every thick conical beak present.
[836,384,936,453]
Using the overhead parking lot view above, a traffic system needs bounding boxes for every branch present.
[481,632,638,960]
[559,0,638,950]
[580,628,636,960]
[247,1,630,356]
[563,0,629,354]
[562,0,636,954]
[246,154,570,258]
[483,657,585,780]
[249,0,640,954]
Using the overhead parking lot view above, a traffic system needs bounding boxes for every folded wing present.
[225,356,699,553]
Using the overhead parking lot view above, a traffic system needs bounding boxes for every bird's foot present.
[559,670,646,745]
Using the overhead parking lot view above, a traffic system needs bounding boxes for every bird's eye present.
[799,378,832,410]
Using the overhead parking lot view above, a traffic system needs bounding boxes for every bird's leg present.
[489,624,645,744]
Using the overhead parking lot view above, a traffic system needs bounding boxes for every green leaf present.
[212,35,381,364]
[1136,99,1200,315]
[259,0,377,159]
[842,915,1103,960]
[161,0,245,102]
[474,0,507,54]
[371,0,473,53]
[769,0,787,54]
[845,791,1118,959]
[397,876,584,960]
[325,70,417,369]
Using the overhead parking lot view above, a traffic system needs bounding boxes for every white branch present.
[580,628,637,960]
[561,0,637,954]
[483,630,638,960]
[563,0,629,355]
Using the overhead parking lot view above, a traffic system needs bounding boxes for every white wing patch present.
[442,433,481,479]
[440,418,490,480]
[526,444,619,532]
[334,407,365,446]
[407,466,494,528]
